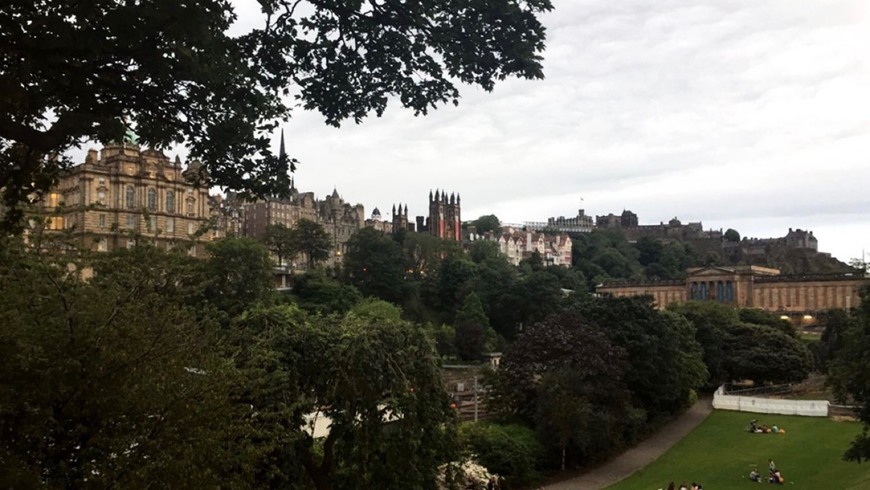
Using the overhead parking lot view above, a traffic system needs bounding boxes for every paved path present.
[543,397,713,490]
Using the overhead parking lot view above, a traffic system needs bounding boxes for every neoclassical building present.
[598,265,867,321]
[35,143,216,255]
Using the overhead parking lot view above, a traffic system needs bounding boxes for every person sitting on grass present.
[768,470,784,484]
[750,468,761,482]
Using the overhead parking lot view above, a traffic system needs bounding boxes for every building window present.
[149,216,157,232]
[126,186,135,209]
[187,199,194,216]
[97,240,108,252]
[98,177,105,186]
[126,214,136,229]
[166,191,175,213]
[47,216,63,230]
[98,214,106,228]
[187,222,195,235]
[147,188,157,211]
[97,190,106,205]
[166,217,175,233]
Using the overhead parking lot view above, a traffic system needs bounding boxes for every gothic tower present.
[428,189,461,241]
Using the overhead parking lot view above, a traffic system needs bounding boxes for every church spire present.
[278,128,287,167]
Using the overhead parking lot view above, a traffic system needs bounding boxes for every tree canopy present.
[0,0,553,229]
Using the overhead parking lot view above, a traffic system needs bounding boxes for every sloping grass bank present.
[606,410,867,490]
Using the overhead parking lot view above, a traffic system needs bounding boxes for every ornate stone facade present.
[35,143,215,255]
[598,265,867,321]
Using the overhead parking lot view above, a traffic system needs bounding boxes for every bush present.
[460,423,542,488]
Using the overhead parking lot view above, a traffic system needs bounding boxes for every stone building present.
[414,189,461,241]
[391,203,412,232]
[364,207,393,233]
[35,143,215,255]
[525,208,594,233]
[241,183,364,268]
[480,228,572,267]
[242,179,318,240]
[598,265,867,323]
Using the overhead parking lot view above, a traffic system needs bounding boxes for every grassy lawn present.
[605,410,868,490]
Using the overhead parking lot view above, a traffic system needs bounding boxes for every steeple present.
[278,128,287,166]
[434,189,440,201]
[429,189,433,202]
[392,204,396,215]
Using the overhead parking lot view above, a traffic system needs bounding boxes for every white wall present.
[712,386,829,417]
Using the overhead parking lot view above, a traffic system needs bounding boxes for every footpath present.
[542,397,713,490]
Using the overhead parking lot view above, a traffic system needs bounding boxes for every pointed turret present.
[434,189,440,201]
[392,204,397,215]
[450,192,455,204]
[429,190,433,202]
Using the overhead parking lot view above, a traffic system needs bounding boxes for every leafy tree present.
[813,309,854,372]
[514,270,564,326]
[342,227,408,303]
[471,214,502,235]
[264,223,295,266]
[492,312,632,469]
[286,271,362,315]
[738,307,797,337]
[670,302,811,387]
[401,232,444,279]
[578,296,707,418]
[722,323,812,385]
[428,323,458,359]
[848,257,868,273]
[468,240,502,264]
[434,253,478,322]
[459,423,542,487]
[201,237,275,318]
[1,0,552,230]
[668,301,740,386]
[290,218,332,269]
[724,228,741,242]
[0,239,249,487]
[240,301,458,489]
[827,287,870,462]
[455,292,489,361]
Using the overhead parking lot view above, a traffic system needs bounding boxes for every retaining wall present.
[712,386,829,417]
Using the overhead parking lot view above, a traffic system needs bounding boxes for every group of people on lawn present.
[749,459,784,485]
[664,482,703,490]
[748,419,786,435]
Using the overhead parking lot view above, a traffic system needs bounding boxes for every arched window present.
[147,188,157,211]
[166,191,175,213]
[187,199,194,216]
[125,186,135,209]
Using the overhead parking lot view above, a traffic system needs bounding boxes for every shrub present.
[460,423,542,488]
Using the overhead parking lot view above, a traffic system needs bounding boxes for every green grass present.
[605,411,868,490]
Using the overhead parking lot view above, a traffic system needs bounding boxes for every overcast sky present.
[107,1,870,262]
